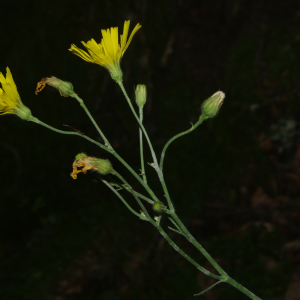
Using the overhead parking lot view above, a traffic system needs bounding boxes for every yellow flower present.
[0,67,33,120]
[69,20,141,82]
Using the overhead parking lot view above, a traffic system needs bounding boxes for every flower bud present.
[70,153,113,179]
[35,77,75,97]
[152,201,166,214]
[201,91,225,118]
[135,84,147,108]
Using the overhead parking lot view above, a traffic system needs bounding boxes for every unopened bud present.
[70,153,113,179]
[201,91,225,118]
[152,201,166,214]
[35,77,75,97]
[135,84,147,108]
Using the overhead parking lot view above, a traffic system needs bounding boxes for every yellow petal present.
[120,20,130,53]
[101,28,115,61]
[83,39,106,62]
[69,44,95,63]
[122,23,141,55]
[110,27,119,59]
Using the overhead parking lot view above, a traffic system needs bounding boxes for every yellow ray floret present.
[0,67,21,114]
[69,20,141,80]
[0,67,32,120]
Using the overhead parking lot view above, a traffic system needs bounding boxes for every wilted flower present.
[70,153,113,179]
[35,77,75,97]
[0,67,33,120]
[69,20,141,82]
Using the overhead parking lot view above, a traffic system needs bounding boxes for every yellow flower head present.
[0,67,32,120]
[69,20,141,81]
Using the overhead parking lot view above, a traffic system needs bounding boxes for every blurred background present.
[1,0,300,299]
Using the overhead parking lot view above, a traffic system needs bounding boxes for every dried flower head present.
[35,77,75,97]
[70,153,113,179]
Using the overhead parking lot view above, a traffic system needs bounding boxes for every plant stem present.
[168,210,227,277]
[102,179,143,218]
[110,182,154,204]
[139,107,147,183]
[117,81,175,211]
[156,224,222,280]
[160,114,207,171]
[31,117,160,204]
[113,170,153,222]
[167,211,261,299]
[108,171,221,280]
[226,277,261,300]
[72,93,112,149]
[117,81,159,170]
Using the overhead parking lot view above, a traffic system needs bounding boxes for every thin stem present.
[194,280,224,297]
[102,179,143,219]
[31,117,161,204]
[117,81,175,211]
[72,93,112,149]
[110,182,154,204]
[226,277,261,300]
[160,114,207,171]
[156,224,222,280]
[32,117,109,152]
[168,210,227,277]
[113,151,160,203]
[118,81,159,169]
[113,170,153,222]
[139,107,147,183]
[108,170,222,281]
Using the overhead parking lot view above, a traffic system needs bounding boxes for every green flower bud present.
[201,91,225,118]
[152,201,166,214]
[135,84,147,108]
[71,153,113,179]
[35,77,75,97]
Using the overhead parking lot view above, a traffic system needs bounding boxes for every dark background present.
[1,0,300,299]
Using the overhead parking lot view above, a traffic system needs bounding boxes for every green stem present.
[32,117,109,151]
[226,277,261,300]
[71,93,112,149]
[168,210,227,277]
[113,170,153,222]
[102,179,143,219]
[167,211,261,299]
[139,107,147,183]
[194,280,224,296]
[156,224,222,280]
[117,81,174,211]
[117,81,159,170]
[31,117,160,204]
[108,170,221,281]
[110,182,154,204]
[160,114,207,171]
